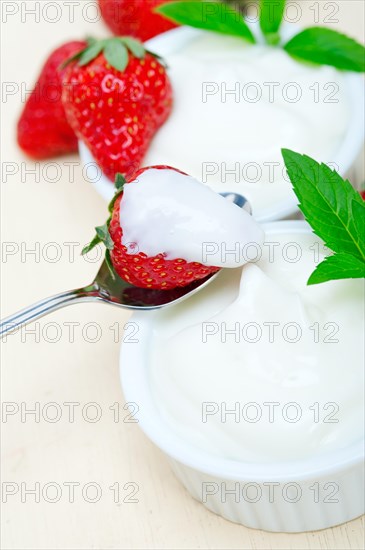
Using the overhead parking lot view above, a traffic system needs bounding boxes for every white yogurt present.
[150,230,364,463]
[120,167,264,266]
[144,33,350,220]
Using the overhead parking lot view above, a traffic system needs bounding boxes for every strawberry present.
[99,0,177,42]
[61,37,172,181]
[82,167,219,290]
[17,40,86,159]
[360,190,365,200]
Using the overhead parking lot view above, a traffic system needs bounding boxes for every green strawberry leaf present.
[83,174,126,258]
[115,172,126,191]
[82,234,102,256]
[259,0,285,45]
[59,48,86,69]
[283,27,365,72]
[121,37,145,58]
[156,1,256,44]
[108,173,126,213]
[104,39,129,71]
[61,36,165,71]
[78,41,105,66]
[105,249,117,280]
[108,191,123,214]
[308,253,365,285]
[282,149,365,285]
[86,36,97,46]
[146,50,168,68]
[95,223,114,250]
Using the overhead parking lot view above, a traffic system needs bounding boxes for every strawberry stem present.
[61,36,164,71]
[82,173,125,256]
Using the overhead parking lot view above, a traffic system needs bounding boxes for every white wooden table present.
[1,1,364,548]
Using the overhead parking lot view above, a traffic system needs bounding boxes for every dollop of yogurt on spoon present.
[119,167,264,267]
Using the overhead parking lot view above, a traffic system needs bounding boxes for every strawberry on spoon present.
[83,166,264,290]
[17,40,86,159]
[0,168,257,335]
[60,37,173,182]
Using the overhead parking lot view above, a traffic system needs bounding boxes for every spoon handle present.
[0,286,99,339]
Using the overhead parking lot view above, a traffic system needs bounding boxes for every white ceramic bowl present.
[120,220,364,532]
[79,25,364,222]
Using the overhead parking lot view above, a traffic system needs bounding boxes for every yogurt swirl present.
[150,230,364,463]
[145,32,350,220]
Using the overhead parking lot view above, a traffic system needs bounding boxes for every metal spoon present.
[0,193,251,338]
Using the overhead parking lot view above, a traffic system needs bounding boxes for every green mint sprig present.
[284,27,365,72]
[282,149,365,285]
[156,1,255,44]
[156,0,365,72]
[259,0,285,46]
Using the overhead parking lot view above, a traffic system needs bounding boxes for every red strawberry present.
[360,190,365,200]
[17,41,86,159]
[61,37,172,181]
[82,167,219,290]
[99,0,177,42]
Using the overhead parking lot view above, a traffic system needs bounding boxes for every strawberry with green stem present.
[82,167,220,290]
[17,40,87,159]
[61,37,173,181]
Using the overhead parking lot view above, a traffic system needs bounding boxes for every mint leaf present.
[284,27,365,72]
[260,0,285,45]
[308,253,365,285]
[104,39,129,71]
[156,1,256,44]
[352,199,365,253]
[282,149,365,260]
[282,149,365,285]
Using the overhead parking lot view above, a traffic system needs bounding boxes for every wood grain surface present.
[1,1,364,548]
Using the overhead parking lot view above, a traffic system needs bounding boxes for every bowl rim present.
[80,25,364,222]
[120,220,364,482]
